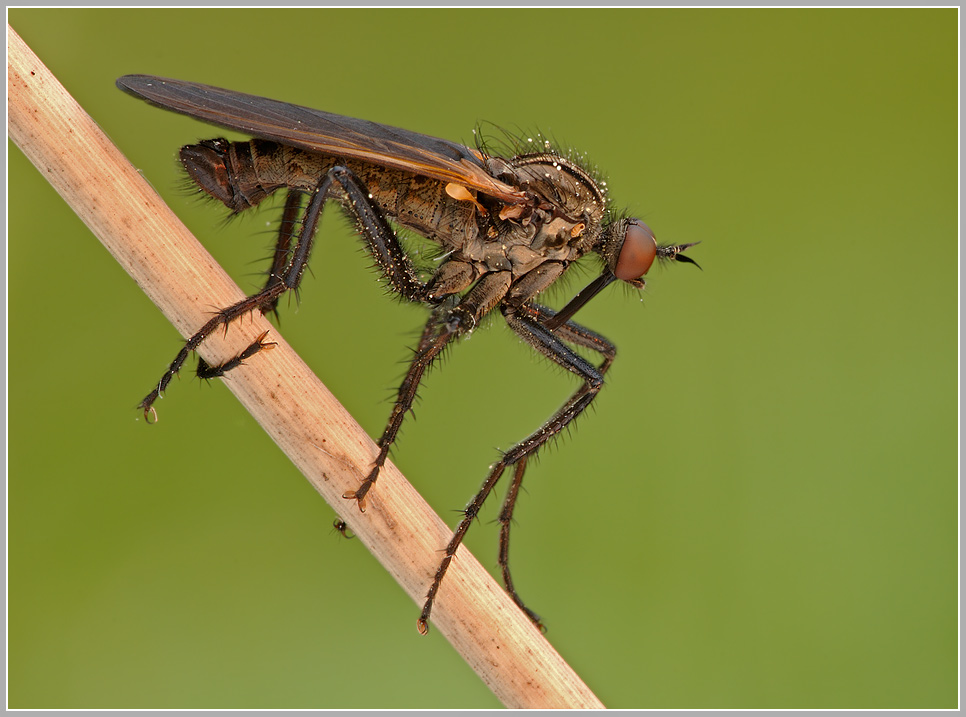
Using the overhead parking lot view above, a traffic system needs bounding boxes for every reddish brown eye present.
[614,220,658,280]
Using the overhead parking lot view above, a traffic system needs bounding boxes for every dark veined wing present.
[116,75,526,205]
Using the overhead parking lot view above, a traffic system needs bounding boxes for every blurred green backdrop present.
[7,8,957,709]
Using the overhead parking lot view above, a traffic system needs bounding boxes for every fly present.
[116,75,699,635]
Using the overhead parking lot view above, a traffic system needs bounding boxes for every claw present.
[253,330,277,350]
[342,490,367,513]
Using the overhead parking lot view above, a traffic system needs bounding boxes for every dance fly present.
[116,75,699,634]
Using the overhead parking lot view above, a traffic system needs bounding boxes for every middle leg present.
[344,271,513,512]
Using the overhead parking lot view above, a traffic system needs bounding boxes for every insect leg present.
[194,190,303,379]
[417,302,614,633]
[496,302,616,625]
[139,165,427,421]
[333,168,427,304]
[137,173,337,420]
[263,189,305,322]
[496,457,545,628]
[344,271,512,512]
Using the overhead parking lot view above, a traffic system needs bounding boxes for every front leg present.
[417,302,615,633]
[495,302,616,626]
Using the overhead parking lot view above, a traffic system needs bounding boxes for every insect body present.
[117,75,698,634]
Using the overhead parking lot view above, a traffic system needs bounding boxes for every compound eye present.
[614,220,658,281]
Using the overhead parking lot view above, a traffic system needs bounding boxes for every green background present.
[8,8,957,709]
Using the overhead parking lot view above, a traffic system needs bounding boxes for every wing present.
[116,75,526,205]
